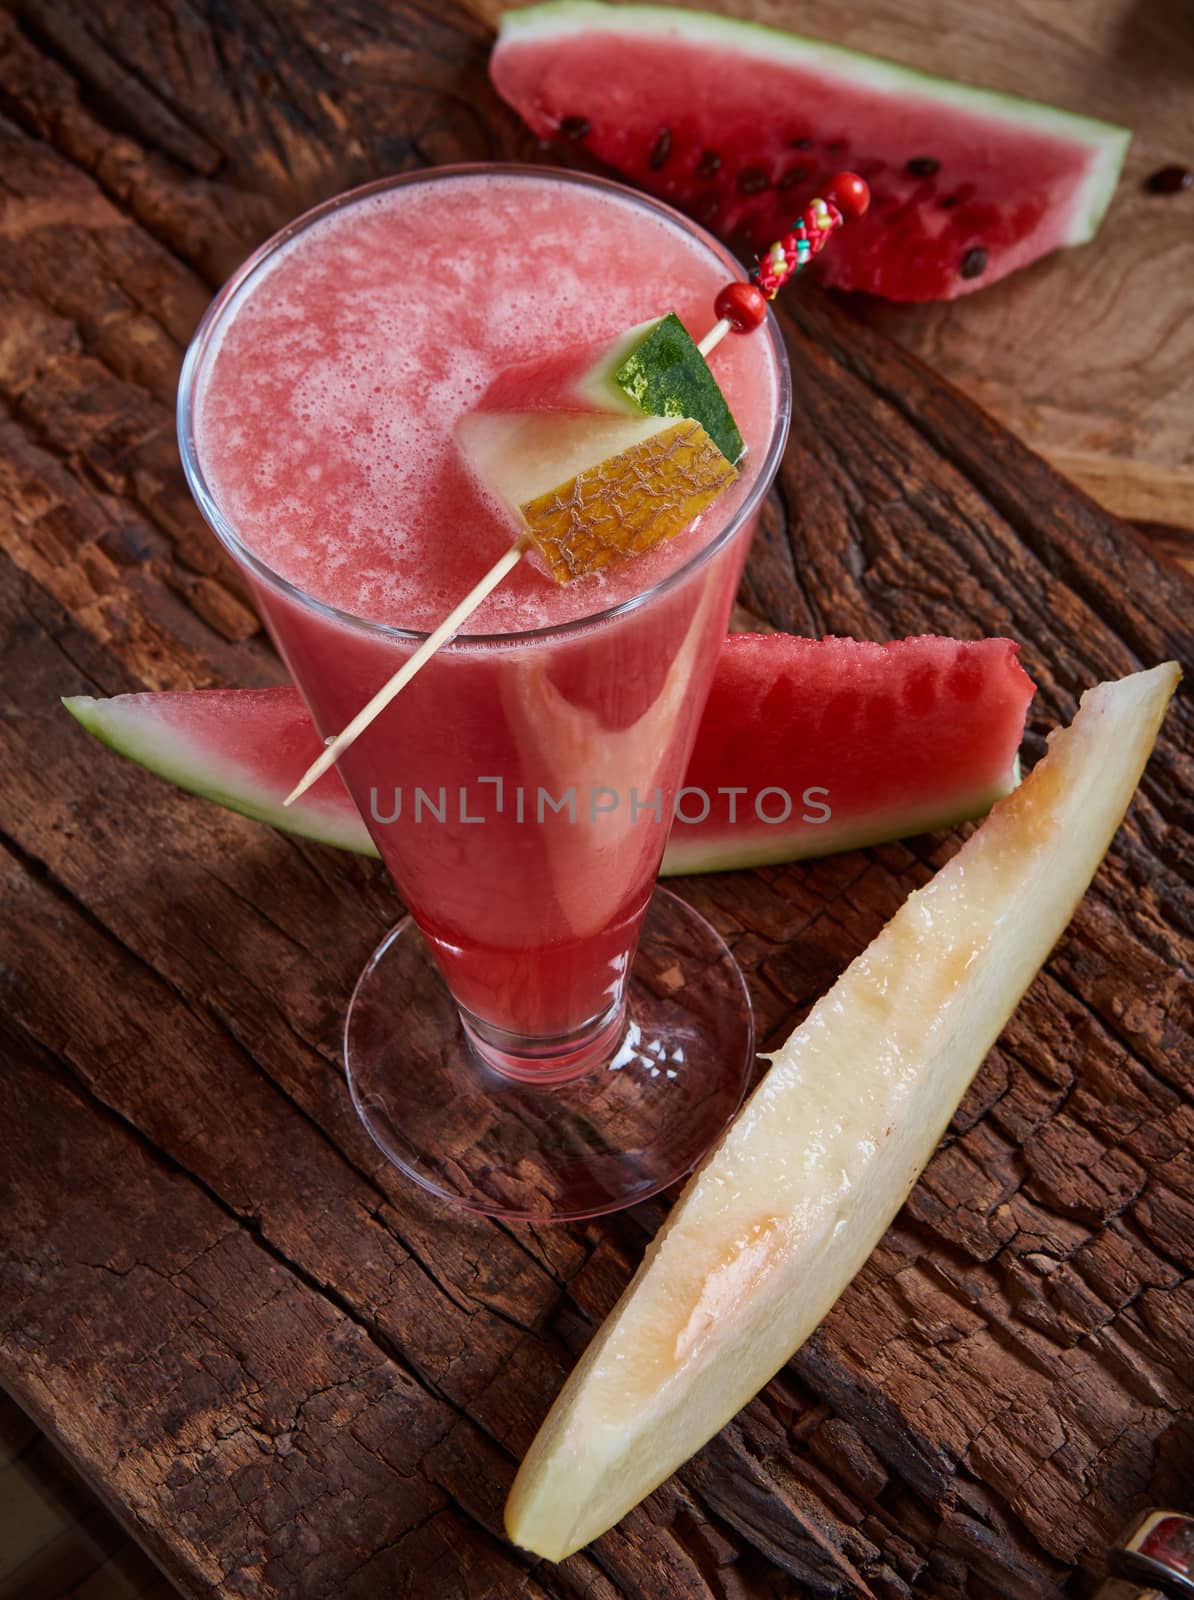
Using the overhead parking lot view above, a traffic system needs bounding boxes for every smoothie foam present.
[195,170,778,634]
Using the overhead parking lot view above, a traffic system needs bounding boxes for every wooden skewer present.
[282,175,869,809]
[697,319,732,358]
[284,536,528,806]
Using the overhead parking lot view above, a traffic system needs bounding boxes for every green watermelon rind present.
[62,693,382,859]
[496,1,1131,246]
[575,315,746,464]
[614,314,745,465]
[659,759,1022,876]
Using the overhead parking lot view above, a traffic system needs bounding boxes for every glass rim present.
[176,162,793,649]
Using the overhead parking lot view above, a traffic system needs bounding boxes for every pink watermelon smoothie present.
[184,168,786,1047]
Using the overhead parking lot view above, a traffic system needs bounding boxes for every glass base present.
[344,886,755,1221]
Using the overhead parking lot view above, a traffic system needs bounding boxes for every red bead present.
[714,281,768,332]
[825,171,870,220]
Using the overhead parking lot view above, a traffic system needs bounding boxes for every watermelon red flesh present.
[476,335,615,414]
[490,2,1130,302]
[64,635,1033,875]
[664,634,1032,872]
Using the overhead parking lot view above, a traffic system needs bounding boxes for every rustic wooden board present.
[470,0,1194,539]
[0,4,1191,1599]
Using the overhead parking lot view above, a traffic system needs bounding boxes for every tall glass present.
[178,166,791,1219]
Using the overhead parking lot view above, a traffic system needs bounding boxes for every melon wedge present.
[458,411,674,511]
[521,418,738,583]
[504,662,1179,1560]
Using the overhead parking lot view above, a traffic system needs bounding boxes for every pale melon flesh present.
[457,408,737,582]
[504,662,1180,1560]
[458,411,675,512]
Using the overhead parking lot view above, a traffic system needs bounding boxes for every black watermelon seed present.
[648,128,672,169]
[960,247,989,279]
[790,136,814,151]
[1146,164,1192,194]
[940,194,960,208]
[737,166,770,196]
[696,148,722,179]
[778,164,810,189]
[827,139,847,155]
[906,156,940,177]
[559,115,589,141]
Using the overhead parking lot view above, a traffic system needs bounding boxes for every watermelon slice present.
[490,1,1131,301]
[64,636,1033,874]
[65,686,372,855]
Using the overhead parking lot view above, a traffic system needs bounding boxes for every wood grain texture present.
[471,0,1194,538]
[0,3,1191,1598]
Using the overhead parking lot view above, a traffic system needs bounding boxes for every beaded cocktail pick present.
[283,174,870,808]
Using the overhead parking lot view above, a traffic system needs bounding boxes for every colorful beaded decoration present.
[713,173,870,332]
[753,187,857,300]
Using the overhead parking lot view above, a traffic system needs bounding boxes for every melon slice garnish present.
[521,418,736,582]
[457,409,737,583]
[504,660,1180,1561]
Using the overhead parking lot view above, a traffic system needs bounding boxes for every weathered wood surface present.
[0,4,1191,1598]
[471,0,1194,540]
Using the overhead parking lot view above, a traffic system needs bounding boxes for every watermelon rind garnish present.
[492,2,1131,300]
[578,313,746,465]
